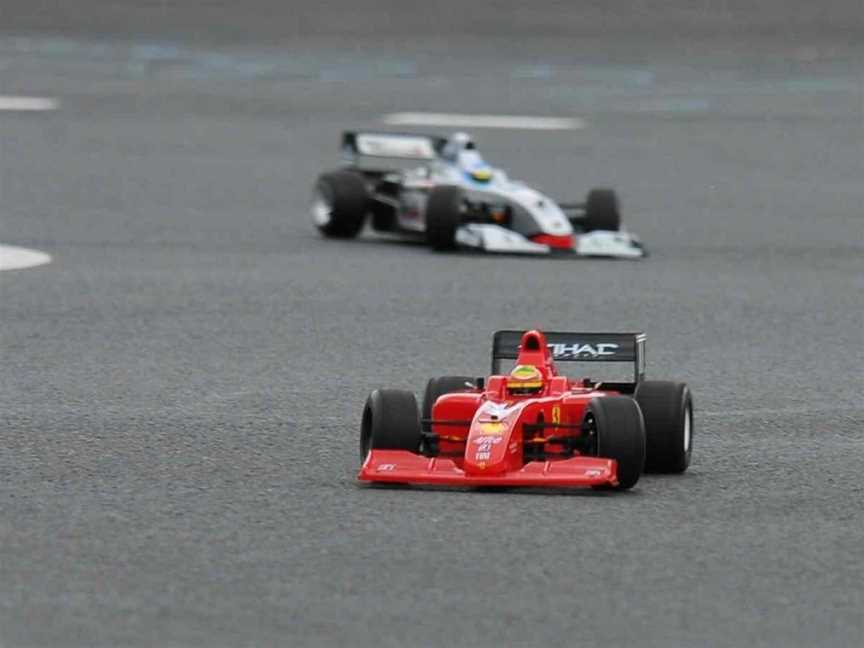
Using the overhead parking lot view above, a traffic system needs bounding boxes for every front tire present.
[425,185,464,250]
[587,396,646,490]
[583,188,621,232]
[313,170,368,238]
[360,389,422,460]
[635,381,693,473]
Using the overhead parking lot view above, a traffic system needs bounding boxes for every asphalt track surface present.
[1,2,863,646]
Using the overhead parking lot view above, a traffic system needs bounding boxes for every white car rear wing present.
[341,131,447,170]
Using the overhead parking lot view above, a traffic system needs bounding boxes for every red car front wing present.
[359,450,619,488]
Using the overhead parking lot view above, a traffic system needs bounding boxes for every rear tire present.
[313,170,368,238]
[360,389,421,460]
[421,376,476,420]
[425,185,464,250]
[583,188,621,232]
[635,381,693,473]
[588,396,645,490]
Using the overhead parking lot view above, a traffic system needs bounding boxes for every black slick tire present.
[313,170,368,238]
[425,185,464,250]
[359,389,421,460]
[583,188,621,232]
[588,396,646,490]
[635,381,693,473]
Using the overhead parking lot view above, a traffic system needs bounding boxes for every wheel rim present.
[311,189,332,227]
[583,412,598,456]
[683,405,692,452]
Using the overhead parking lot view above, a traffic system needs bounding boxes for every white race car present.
[312,131,645,258]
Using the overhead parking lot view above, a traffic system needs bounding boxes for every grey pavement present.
[1,2,862,646]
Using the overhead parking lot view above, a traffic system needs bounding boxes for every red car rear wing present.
[491,330,646,383]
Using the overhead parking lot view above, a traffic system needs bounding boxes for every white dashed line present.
[0,96,59,111]
[0,245,52,271]
[382,112,584,130]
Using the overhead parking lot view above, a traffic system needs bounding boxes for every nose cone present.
[463,403,521,475]
[464,422,510,475]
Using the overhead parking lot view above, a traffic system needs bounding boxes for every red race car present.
[358,329,693,490]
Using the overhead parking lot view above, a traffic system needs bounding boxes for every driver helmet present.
[449,133,493,182]
[442,131,477,161]
[507,364,544,395]
[450,131,476,150]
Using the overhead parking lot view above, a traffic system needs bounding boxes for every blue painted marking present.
[782,78,858,92]
[636,98,711,113]
[512,64,555,79]
[130,44,181,61]
[576,66,656,86]
[0,36,420,82]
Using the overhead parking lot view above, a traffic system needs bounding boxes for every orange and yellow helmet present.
[507,364,544,395]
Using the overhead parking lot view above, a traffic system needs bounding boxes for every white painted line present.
[383,112,584,130]
[0,96,59,111]
[0,245,52,271]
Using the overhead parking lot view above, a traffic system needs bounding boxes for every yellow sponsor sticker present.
[552,406,561,426]
[479,421,506,435]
